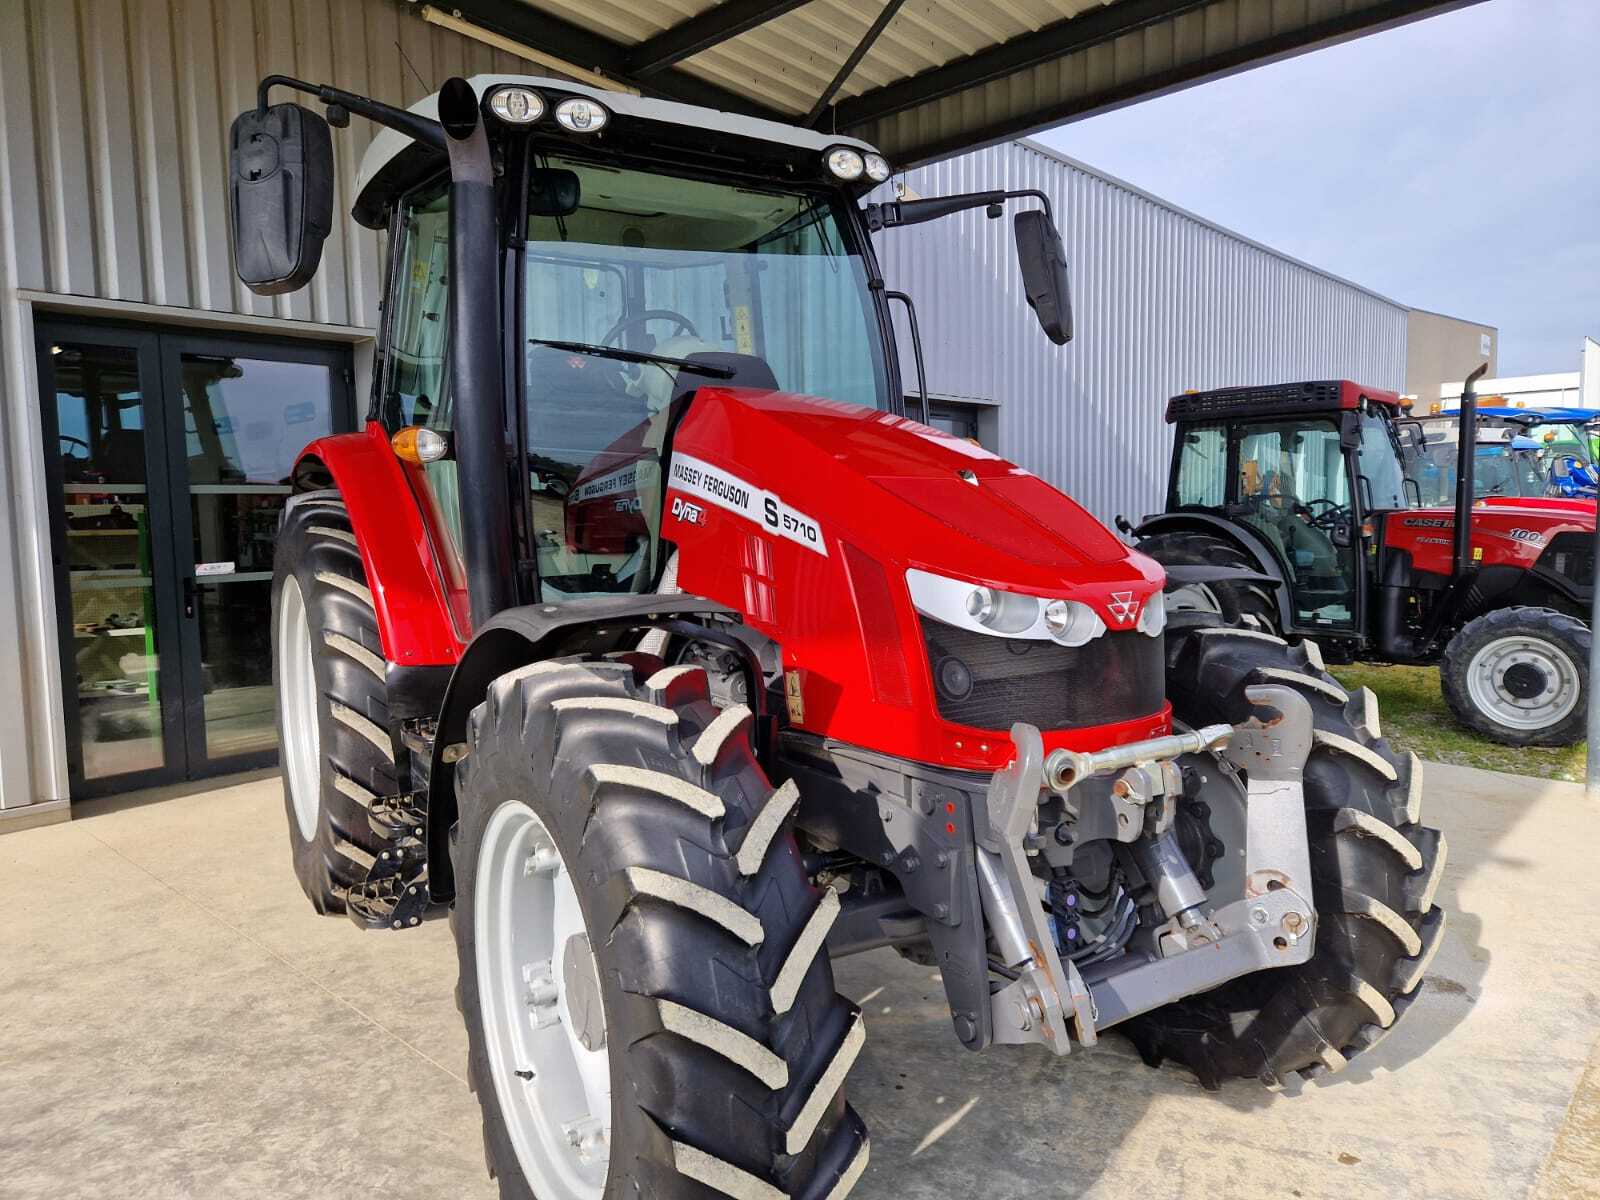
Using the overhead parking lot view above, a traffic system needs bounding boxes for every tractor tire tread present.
[450,660,867,1200]
[272,493,396,914]
[1439,606,1590,746]
[1124,628,1447,1089]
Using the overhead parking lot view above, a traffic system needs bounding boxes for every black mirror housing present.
[229,102,334,295]
[1014,209,1072,345]
[528,167,581,217]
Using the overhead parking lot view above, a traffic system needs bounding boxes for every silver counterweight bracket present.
[1083,683,1322,1030]
[1221,683,1317,904]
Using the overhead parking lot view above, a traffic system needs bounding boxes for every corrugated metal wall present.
[0,0,531,328]
[873,140,1408,525]
[0,0,536,811]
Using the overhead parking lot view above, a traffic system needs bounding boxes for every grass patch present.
[1327,662,1586,782]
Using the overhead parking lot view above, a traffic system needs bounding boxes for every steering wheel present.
[60,434,90,460]
[602,309,699,347]
[1295,497,1348,530]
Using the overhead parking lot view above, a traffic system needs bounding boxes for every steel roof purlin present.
[443,0,1487,166]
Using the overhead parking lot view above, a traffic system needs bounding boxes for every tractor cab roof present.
[1164,380,1402,425]
[353,73,881,228]
[1430,405,1597,426]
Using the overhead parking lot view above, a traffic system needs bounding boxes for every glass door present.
[36,321,354,797]
[161,338,349,774]
[38,328,185,794]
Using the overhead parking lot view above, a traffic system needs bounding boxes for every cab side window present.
[384,183,465,581]
[385,183,451,431]
[1173,421,1226,507]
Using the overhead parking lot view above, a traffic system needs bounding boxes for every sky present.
[1035,0,1598,378]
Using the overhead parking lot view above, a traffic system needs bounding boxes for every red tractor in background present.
[231,71,1446,1200]
[1132,376,1594,746]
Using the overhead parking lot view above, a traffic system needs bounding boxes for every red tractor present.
[231,73,1445,1199]
[1132,378,1594,745]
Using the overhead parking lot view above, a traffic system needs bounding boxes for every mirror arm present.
[880,287,929,424]
[867,187,1054,231]
[257,74,446,149]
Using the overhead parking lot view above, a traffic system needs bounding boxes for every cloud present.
[1033,0,1599,375]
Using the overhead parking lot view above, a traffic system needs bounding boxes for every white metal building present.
[0,0,1460,821]
[875,139,1410,527]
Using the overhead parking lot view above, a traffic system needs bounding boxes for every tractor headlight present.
[825,147,865,181]
[965,585,1039,634]
[909,569,1075,641]
[488,86,544,124]
[1043,599,1105,647]
[1136,588,1166,637]
[555,97,609,132]
[863,153,891,182]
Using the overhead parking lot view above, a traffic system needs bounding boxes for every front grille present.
[919,617,1164,732]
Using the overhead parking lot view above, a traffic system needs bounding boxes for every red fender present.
[297,421,466,666]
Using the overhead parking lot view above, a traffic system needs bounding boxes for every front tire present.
[450,658,869,1200]
[1124,627,1448,1089]
[271,491,397,913]
[1440,606,1589,746]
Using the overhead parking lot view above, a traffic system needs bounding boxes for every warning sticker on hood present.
[668,452,828,556]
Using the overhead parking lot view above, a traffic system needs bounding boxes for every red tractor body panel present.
[297,422,467,666]
[1386,500,1595,576]
[665,389,1169,771]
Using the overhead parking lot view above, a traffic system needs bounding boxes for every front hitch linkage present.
[978,684,1319,1053]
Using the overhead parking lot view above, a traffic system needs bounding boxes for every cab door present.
[1228,418,1359,632]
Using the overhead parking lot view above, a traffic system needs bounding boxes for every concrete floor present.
[1,762,1597,1200]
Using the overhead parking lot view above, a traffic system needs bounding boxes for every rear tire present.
[1123,627,1448,1089]
[1138,531,1279,633]
[271,491,396,914]
[1440,606,1589,746]
[450,658,869,1199]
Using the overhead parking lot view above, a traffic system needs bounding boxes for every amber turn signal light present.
[392,426,450,464]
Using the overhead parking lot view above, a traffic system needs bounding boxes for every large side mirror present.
[1014,209,1072,345]
[528,167,581,217]
[1395,419,1426,454]
[229,103,334,295]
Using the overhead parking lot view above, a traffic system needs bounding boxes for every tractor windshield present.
[521,156,888,599]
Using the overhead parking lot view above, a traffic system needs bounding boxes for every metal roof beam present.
[627,0,817,77]
[827,0,1212,131]
[444,0,785,117]
[882,0,1483,166]
[803,0,905,128]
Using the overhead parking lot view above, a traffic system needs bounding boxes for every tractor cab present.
[1140,376,1597,746]
[1412,406,1600,502]
[1161,380,1409,633]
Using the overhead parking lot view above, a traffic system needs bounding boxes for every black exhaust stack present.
[438,78,516,628]
[1452,362,1490,579]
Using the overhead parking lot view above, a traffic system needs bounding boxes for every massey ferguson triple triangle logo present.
[1107,592,1140,625]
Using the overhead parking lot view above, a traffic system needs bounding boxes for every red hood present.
[676,389,1161,602]
[1477,495,1596,524]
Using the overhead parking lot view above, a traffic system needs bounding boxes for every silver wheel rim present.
[1465,633,1581,731]
[476,801,611,1199]
[278,576,322,842]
